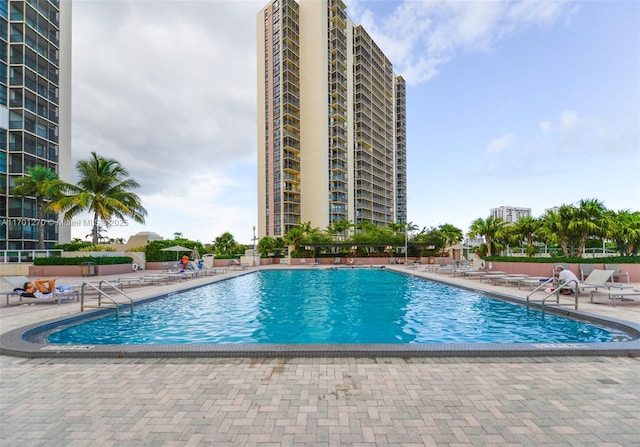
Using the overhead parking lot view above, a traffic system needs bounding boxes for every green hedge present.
[33,256,133,266]
[484,256,640,264]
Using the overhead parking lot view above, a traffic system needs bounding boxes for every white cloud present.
[487,133,515,154]
[73,1,258,194]
[72,1,261,243]
[537,110,580,134]
[539,121,552,133]
[345,0,573,84]
[559,110,580,131]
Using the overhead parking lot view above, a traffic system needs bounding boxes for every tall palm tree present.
[52,152,147,244]
[13,165,65,249]
[468,216,507,257]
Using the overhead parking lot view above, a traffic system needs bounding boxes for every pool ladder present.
[526,279,579,312]
[80,281,134,317]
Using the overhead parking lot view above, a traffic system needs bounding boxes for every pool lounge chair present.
[604,264,630,283]
[460,259,486,278]
[590,289,640,307]
[230,260,249,270]
[557,270,629,296]
[188,261,217,276]
[2,276,78,306]
[142,274,171,285]
[579,264,597,281]
[484,274,529,286]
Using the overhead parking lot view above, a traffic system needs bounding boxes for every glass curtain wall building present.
[257,0,406,238]
[0,0,71,250]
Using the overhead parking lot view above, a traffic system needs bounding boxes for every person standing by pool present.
[181,254,189,272]
[555,266,580,295]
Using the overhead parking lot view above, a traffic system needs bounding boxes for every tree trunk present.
[36,198,45,250]
[92,211,99,244]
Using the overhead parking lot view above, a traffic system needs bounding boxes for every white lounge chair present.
[559,270,629,295]
[590,289,640,307]
[604,264,630,283]
[2,276,78,306]
[188,261,217,276]
[579,264,596,281]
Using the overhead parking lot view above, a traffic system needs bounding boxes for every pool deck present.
[1,266,639,445]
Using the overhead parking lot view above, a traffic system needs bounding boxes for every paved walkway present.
[1,267,639,445]
[2,355,639,446]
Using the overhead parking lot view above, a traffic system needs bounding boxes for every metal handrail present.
[526,278,580,311]
[526,278,555,304]
[80,281,134,316]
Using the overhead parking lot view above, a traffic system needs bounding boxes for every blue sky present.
[71,0,639,244]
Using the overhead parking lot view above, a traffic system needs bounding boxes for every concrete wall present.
[0,264,30,277]
[489,262,640,282]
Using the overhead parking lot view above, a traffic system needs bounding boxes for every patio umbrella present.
[161,245,193,261]
[191,247,200,260]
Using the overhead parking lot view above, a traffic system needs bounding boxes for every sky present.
[70,0,640,245]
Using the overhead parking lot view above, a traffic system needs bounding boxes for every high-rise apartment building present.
[490,206,532,223]
[0,0,72,250]
[257,0,406,238]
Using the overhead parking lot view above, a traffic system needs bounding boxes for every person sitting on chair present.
[23,277,58,298]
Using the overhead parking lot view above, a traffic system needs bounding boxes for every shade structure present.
[161,245,193,261]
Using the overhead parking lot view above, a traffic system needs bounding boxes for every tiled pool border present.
[2,270,640,358]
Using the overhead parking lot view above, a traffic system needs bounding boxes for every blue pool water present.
[47,269,629,344]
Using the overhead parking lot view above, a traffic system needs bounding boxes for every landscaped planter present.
[29,264,135,277]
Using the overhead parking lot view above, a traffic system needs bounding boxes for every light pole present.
[252,226,257,267]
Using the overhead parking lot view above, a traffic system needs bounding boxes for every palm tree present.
[13,165,65,249]
[468,216,508,257]
[607,210,640,256]
[52,152,147,244]
[283,226,304,251]
[327,219,352,242]
[538,206,576,257]
[214,232,239,255]
[509,216,542,257]
[570,198,608,256]
[438,223,463,252]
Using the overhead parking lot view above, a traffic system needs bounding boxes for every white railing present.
[0,249,63,263]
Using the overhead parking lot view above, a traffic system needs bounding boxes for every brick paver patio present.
[1,355,639,446]
[1,267,639,445]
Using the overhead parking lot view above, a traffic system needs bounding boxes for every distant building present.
[490,206,531,223]
[544,206,560,215]
[0,0,73,249]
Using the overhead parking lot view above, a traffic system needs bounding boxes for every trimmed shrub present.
[33,256,133,266]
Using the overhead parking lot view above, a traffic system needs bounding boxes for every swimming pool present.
[43,269,631,345]
[4,268,639,358]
